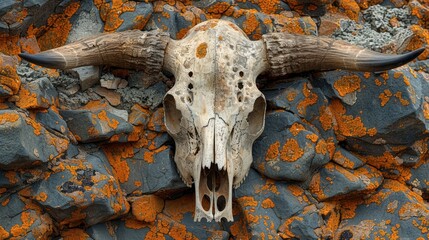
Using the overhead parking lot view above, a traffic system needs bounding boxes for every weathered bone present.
[19,19,424,222]
[19,30,169,75]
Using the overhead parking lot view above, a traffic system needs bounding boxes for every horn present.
[262,32,425,77]
[19,30,170,75]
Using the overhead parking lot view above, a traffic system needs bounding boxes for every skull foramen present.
[20,19,424,222]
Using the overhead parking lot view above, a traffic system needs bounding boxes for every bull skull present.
[20,19,424,222]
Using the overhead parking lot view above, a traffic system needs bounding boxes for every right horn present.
[262,32,425,77]
[19,30,170,75]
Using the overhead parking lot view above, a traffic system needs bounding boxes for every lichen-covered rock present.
[0,192,54,239]
[0,109,69,169]
[0,53,20,98]
[332,147,365,169]
[27,153,129,227]
[60,100,134,143]
[336,179,429,239]
[15,77,58,109]
[309,162,383,201]
[117,1,153,31]
[278,205,324,240]
[102,132,186,195]
[315,68,428,154]
[232,169,312,238]
[253,110,330,181]
[36,107,71,138]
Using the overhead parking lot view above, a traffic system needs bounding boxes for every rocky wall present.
[0,0,429,239]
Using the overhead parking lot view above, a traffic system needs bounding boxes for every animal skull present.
[19,19,424,222]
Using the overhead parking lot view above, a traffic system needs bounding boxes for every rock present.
[131,195,164,222]
[318,12,350,36]
[0,192,54,239]
[264,78,337,141]
[61,228,94,240]
[15,77,58,109]
[128,104,151,126]
[60,100,134,143]
[253,110,331,181]
[147,107,167,133]
[332,147,365,169]
[117,1,153,31]
[66,0,103,44]
[278,205,323,240]
[27,153,129,227]
[409,0,429,29]
[232,169,312,238]
[100,74,128,90]
[336,180,429,239]
[404,154,429,200]
[0,53,20,98]
[0,0,72,35]
[0,110,69,170]
[314,69,427,155]
[309,162,383,201]
[36,107,70,136]
[117,82,167,110]
[93,86,121,106]
[285,0,334,17]
[102,133,186,195]
[73,66,101,91]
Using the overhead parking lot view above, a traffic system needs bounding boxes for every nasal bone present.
[201,115,228,170]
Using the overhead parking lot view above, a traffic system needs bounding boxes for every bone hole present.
[188,83,193,90]
[238,81,243,90]
[163,94,182,134]
[237,92,243,102]
[217,195,226,211]
[202,195,211,211]
[239,71,244,77]
[247,96,266,135]
[188,71,193,77]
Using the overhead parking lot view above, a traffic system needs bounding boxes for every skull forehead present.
[170,20,264,116]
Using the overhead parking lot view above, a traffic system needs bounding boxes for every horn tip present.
[18,51,66,69]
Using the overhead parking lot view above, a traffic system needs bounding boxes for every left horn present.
[262,32,425,77]
[19,30,170,74]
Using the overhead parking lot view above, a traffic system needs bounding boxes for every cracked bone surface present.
[163,20,268,222]
[19,19,424,223]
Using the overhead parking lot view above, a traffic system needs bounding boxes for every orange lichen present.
[0,226,9,239]
[333,150,356,169]
[163,194,195,222]
[394,91,410,106]
[125,218,149,229]
[242,11,259,36]
[319,105,335,131]
[27,2,80,51]
[333,75,361,97]
[196,42,208,59]
[423,102,429,120]
[35,192,48,202]
[290,122,306,136]
[61,228,90,240]
[103,143,133,183]
[297,83,318,115]
[0,35,20,55]
[0,112,19,124]
[261,198,275,209]
[97,110,119,129]
[0,65,21,95]
[280,139,304,162]
[336,0,360,20]
[379,89,393,107]
[132,195,165,222]
[406,25,429,60]
[330,99,372,138]
[279,217,303,239]
[287,90,298,102]
[315,139,328,155]
[10,211,36,237]
[16,87,38,109]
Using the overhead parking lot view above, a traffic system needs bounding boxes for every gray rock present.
[0,192,54,239]
[29,153,129,227]
[16,77,58,109]
[36,108,70,136]
[60,104,134,143]
[253,110,330,182]
[309,163,383,201]
[231,169,311,238]
[334,180,429,239]
[66,0,103,44]
[117,2,153,31]
[117,82,167,110]
[0,110,68,170]
[73,66,101,91]
[278,205,323,240]
[332,147,365,170]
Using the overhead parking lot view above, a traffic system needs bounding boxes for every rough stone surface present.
[0,110,69,170]
[15,77,58,109]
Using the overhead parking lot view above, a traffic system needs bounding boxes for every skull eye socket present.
[247,95,266,135]
[163,94,182,134]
